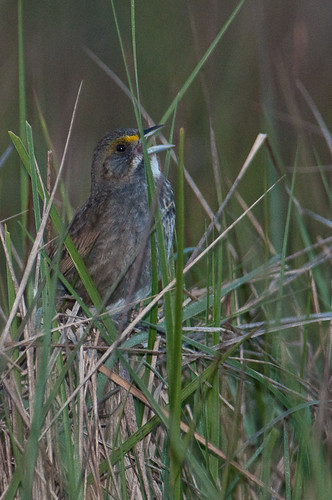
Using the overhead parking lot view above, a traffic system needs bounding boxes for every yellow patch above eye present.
[105,135,140,156]
[122,134,139,143]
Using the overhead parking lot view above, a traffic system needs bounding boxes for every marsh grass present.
[1,1,332,499]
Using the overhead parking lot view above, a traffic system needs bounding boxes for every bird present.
[56,125,175,313]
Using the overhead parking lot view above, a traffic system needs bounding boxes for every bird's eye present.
[116,143,126,153]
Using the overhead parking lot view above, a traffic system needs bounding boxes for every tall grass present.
[1,1,332,499]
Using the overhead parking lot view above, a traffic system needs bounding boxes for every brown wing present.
[60,226,100,277]
[51,200,101,278]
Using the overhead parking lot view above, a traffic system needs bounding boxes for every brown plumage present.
[56,125,175,312]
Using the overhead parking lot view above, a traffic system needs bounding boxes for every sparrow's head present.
[90,125,173,194]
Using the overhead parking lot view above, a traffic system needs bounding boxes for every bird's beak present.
[143,124,164,138]
[143,124,175,155]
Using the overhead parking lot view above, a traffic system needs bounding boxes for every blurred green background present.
[1,0,331,282]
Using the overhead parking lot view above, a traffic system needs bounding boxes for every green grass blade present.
[283,421,292,500]
[168,128,185,496]
[25,122,41,231]
[160,0,246,124]
[17,0,28,252]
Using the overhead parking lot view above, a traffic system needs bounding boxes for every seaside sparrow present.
[57,125,175,312]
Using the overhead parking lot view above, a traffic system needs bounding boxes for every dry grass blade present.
[0,219,24,270]
[99,364,285,500]
[297,80,332,155]
[187,133,268,264]
[0,225,26,320]
[0,82,83,350]
[232,187,277,255]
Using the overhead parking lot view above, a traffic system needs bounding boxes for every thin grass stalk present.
[17,0,28,253]
[19,131,51,499]
[260,428,279,500]
[47,278,81,496]
[297,80,332,155]
[34,96,73,221]
[283,421,291,500]
[5,227,19,335]
[220,375,244,499]
[21,338,51,498]
[292,441,304,500]
[188,133,269,265]
[145,109,177,379]
[264,125,285,256]
[110,0,137,114]
[25,123,41,232]
[1,419,22,499]
[314,151,332,205]
[207,239,222,482]
[4,226,25,460]
[168,128,185,496]
[130,0,140,105]
[225,441,264,497]
[160,0,246,124]
[294,207,329,305]
[131,0,162,377]
[266,135,330,306]
[275,152,298,326]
